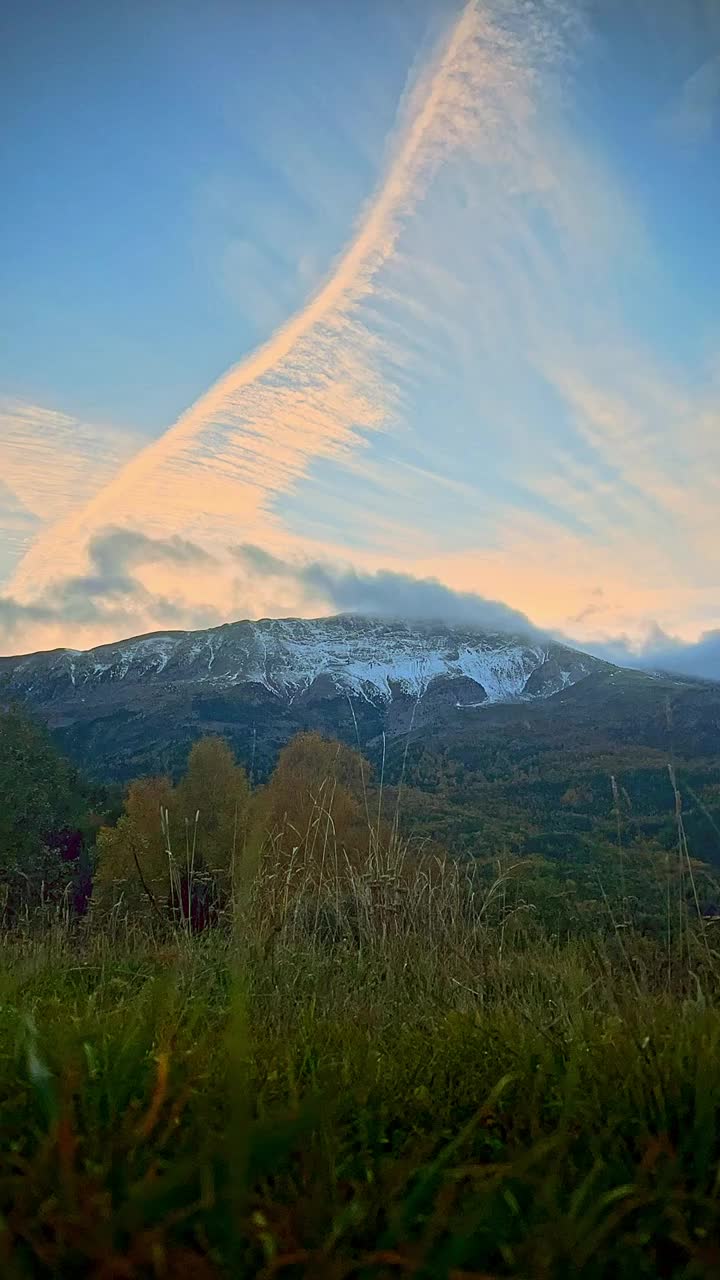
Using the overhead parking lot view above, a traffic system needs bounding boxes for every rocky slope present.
[0,614,612,778]
[0,614,605,708]
[0,614,604,706]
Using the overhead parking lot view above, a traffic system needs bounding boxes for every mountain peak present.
[0,613,619,780]
[0,612,606,706]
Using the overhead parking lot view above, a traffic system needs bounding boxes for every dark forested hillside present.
[383,669,720,868]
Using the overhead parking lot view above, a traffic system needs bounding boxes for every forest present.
[2,703,718,938]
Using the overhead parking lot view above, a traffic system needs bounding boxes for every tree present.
[93,775,174,920]
[93,737,250,925]
[259,732,373,866]
[175,736,250,884]
[0,706,92,915]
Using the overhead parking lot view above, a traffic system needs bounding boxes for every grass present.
[2,840,720,1280]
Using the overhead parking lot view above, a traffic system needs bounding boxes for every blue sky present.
[1,0,426,426]
[1,0,719,675]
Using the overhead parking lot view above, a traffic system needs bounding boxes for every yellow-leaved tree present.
[93,775,174,920]
[258,732,374,871]
[93,736,250,923]
[175,736,250,894]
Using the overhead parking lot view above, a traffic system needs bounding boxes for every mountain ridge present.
[2,613,716,785]
[0,612,609,705]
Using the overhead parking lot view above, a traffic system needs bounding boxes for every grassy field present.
[2,844,720,1280]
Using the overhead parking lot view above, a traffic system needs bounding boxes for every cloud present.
[0,399,141,526]
[514,356,720,618]
[3,522,718,684]
[4,2,716,668]
[0,482,41,583]
[1,529,542,654]
[7,0,576,605]
[0,529,219,649]
[567,602,603,626]
[0,398,142,581]
[664,54,720,145]
[234,542,540,636]
[584,623,720,683]
[75,528,216,598]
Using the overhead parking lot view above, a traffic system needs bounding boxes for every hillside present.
[0,614,610,779]
[387,665,720,867]
[2,615,719,870]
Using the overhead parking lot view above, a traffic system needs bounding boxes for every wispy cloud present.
[7,0,575,603]
[0,398,141,579]
[664,53,720,145]
[3,2,718,669]
[0,399,141,523]
[526,355,720,599]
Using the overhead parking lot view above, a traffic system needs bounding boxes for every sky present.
[1,0,719,677]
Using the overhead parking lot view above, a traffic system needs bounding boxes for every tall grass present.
[2,784,720,1277]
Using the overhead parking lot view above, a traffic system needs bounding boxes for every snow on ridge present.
[4,616,597,705]
[214,621,553,704]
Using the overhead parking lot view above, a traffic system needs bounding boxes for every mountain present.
[1,613,718,805]
[3,613,720,866]
[0,614,611,779]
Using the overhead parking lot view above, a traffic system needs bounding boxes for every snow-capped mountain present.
[4,612,718,785]
[0,614,605,707]
[0,614,621,780]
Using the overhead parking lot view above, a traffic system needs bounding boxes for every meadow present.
[2,716,720,1277]
[2,850,720,1279]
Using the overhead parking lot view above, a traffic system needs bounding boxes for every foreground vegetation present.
[3,904,720,1277]
[2,707,720,1275]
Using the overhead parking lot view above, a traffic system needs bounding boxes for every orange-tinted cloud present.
[0,398,141,581]
[7,0,555,606]
[3,1,718,663]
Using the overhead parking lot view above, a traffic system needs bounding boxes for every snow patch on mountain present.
[0,615,607,709]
